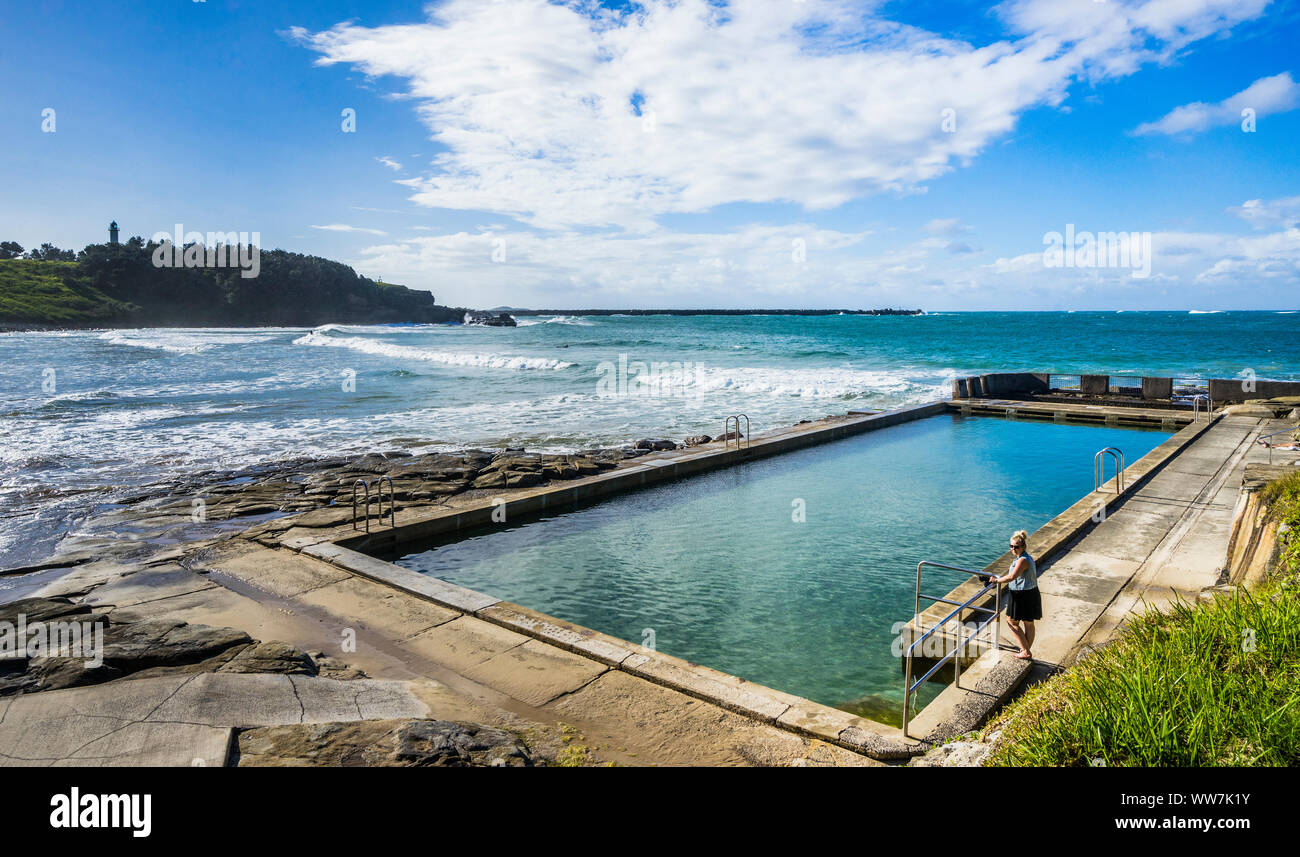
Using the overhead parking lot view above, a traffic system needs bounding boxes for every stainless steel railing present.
[1094,447,1125,493]
[352,476,396,531]
[902,560,1003,738]
[723,413,751,450]
[1258,427,1300,464]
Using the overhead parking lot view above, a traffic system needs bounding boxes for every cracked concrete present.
[0,673,436,766]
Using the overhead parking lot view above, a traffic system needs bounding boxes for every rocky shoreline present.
[0,417,889,767]
[2,434,725,579]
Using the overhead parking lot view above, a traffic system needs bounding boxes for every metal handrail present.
[1258,427,1300,464]
[352,476,397,531]
[352,479,370,532]
[1190,393,1212,421]
[376,475,396,527]
[1094,447,1125,493]
[723,413,751,450]
[902,560,1004,738]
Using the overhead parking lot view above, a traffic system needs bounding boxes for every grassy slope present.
[0,259,132,324]
[984,470,1300,766]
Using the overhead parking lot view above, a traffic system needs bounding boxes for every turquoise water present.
[1,311,1293,566]
[393,415,1172,720]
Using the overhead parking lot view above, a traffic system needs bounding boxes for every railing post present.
[902,654,913,739]
[954,613,962,690]
[994,584,1001,653]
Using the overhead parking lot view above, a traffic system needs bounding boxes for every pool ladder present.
[723,413,751,450]
[902,561,1003,738]
[352,477,396,532]
[1094,447,1125,494]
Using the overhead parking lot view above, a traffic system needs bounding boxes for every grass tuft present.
[983,472,1300,767]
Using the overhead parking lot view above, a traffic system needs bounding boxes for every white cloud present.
[375,155,403,171]
[292,2,1295,308]
[1134,72,1300,135]
[1228,196,1300,230]
[347,200,1300,309]
[311,223,389,236]
[924,218,972,237]
[985,212,1300,298]
[295,0,1273,231]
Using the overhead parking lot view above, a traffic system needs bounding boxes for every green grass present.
[0,259,133,324]
[984,473,1300,767]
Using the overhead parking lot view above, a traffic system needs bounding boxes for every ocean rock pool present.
[388,415,1171,723]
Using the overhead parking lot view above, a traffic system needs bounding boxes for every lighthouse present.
[109,221,120,245]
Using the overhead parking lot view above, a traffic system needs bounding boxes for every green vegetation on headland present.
[984,470,1300,766]
[0,259,136,325]
[0,238,462,328]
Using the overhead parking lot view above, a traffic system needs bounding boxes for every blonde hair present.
[1011,530,1028,550]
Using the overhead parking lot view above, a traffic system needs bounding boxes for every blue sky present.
[2,0,1298,310]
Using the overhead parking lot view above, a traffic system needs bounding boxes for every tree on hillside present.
[0,241,24,259]
[27,243,76,262]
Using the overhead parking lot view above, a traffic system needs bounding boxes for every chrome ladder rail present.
[351,478,371,532]
[352,476,398,532]
[376,475,396,527]
[723,413,751,450]
[1191,393,1213,421]
[1093,447,1125,493]
[902,560,1004,738]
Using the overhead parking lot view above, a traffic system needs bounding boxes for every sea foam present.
[292,329,573,370]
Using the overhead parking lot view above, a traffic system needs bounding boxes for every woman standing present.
[989,530,1041,660]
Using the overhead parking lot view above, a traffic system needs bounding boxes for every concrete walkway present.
[1050,414,1276,665]
[27,540,883,766]
[908,413,1279,738]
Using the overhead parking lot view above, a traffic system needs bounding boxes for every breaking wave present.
[292,328,573,370]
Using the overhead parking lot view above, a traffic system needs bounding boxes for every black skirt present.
[1007,586,1042,621]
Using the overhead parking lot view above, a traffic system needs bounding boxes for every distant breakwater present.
[506,308,923,316]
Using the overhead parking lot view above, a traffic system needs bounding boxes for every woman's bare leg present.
[1024,621,1036,654]
[1006,617,1030,657]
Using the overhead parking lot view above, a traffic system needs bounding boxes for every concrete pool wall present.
[268,395,1205,758]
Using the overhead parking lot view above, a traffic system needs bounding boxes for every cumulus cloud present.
[984,210,1300,295]
[1133,72,1300,136]
[1228,196,1300,230]
[294,0,1273,231]
[347,197,1300,309]
[292,1,1295,308]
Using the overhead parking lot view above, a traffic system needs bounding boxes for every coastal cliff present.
[0,243,462,329]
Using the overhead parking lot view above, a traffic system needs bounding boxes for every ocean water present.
[1,311,1296,568]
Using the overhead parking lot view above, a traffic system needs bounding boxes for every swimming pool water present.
[392,415,1170,722]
